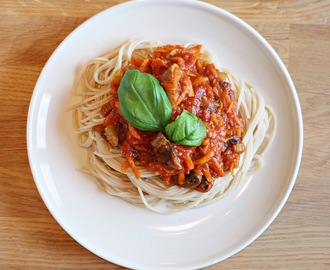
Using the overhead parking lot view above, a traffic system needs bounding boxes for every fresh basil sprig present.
[118,70,172,132]
[165,110,207,146]
[118,70,207,146]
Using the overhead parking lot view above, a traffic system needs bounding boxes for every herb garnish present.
[118,70,206,146]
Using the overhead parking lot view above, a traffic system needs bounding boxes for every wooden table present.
[1,0,329,269]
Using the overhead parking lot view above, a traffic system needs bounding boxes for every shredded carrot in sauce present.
[97,44,245,192]
[128,124,142,140]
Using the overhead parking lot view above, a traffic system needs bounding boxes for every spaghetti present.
[71,40,276,214]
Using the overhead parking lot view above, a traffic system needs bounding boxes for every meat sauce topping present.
[95,44,245,192]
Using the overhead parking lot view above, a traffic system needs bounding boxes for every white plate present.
[27,0,303,269]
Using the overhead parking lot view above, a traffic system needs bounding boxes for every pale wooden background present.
[0,0,329,269]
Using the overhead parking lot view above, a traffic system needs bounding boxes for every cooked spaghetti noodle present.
[70,40,276,214]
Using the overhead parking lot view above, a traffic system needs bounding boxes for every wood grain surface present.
[1,0,329,269]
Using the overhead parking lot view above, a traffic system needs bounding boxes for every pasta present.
[70,40,276,214]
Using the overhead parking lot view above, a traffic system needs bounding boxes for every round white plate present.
[27,0,303,269]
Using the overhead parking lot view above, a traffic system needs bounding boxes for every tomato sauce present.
[98,44,245,192]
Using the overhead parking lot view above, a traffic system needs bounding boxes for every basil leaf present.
[118,70,172,132]
[165,110,207,146]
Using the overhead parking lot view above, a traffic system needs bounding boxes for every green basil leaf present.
[118,70,172,132]
[165,110,207,146]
